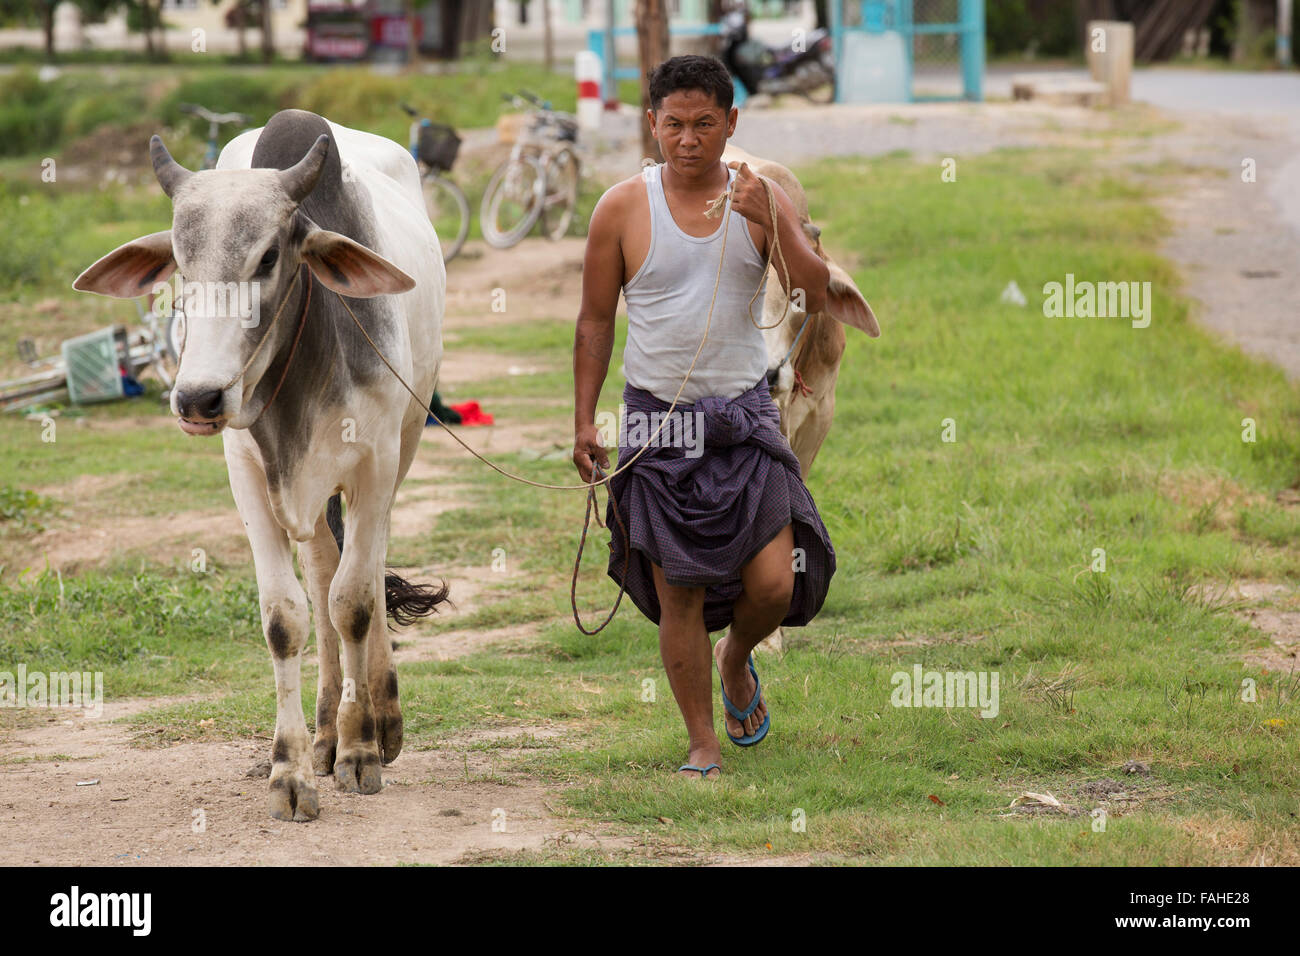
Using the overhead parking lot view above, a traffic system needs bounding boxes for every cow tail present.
[325,492,453,630]
[384,573,451,628]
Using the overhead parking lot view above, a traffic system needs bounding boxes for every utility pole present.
[406,0,420,70]
[543,0,555,71]
[635,0,669,163]
[1280,0,1294,67]
[260,0,274,63]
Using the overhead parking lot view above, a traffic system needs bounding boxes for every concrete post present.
[1085,20,1133,107]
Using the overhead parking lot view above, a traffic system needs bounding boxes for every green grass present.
[0,564,265,700]
[0,58,642,164]
[3,145,1300,864]
[0,58,630,310]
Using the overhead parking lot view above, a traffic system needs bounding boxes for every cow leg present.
[328,479,397,795]
[226,446,319,821]
[369,561,403,764]
[299,507,342,776]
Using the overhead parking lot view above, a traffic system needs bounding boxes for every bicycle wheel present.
[539,147,580,242]
[422,171,470,262]
[799,56,836,105]
[480,155,546,249]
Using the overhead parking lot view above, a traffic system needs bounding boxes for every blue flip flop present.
[718,653,771,747]
[678,763,721,778]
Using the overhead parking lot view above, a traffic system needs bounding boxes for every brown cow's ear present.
[73,231,176,298]
[300,229,415,297]
[826,260,880,338]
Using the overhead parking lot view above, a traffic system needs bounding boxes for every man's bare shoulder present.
[592,172,647,221]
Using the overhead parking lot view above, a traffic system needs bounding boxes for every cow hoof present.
[312,736,337,777]
[334,749,383,794]
[269,770,320,822]
[378,709,403,765]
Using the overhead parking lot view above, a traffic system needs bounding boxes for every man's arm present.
[572,185,626,483]
[727,162,830,314]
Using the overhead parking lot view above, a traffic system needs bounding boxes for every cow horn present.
[150,135,192,199]
[280,134,331,204]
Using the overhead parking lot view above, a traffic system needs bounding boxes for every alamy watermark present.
[890,665,999,718]
[150,275,262,329]
[0,665,103,718]
[595,405,706,458]
[1042,273,1151,328]
[49,886,150,936]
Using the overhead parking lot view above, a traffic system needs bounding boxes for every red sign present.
[371,15,422,48]
[310,35,369,59]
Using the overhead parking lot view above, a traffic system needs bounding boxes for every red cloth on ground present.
[449,400,493,426]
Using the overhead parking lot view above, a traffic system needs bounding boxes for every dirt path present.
[0,696,639,866]
[1140,110,1300,382]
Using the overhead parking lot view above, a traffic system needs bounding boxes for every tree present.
[635,0,668,163]
[405,0,419,69]
[0,0,124,62]
[0,0,66,61]
[139,0,165,57]
[221,0,256,59]
[705,0,727,55]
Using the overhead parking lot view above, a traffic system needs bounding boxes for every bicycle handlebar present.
[502,90,552,110]
[179,103,248,126]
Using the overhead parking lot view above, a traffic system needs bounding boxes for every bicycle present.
[402,104,470,263]
[480,90,581,249]
[179,103,249,170]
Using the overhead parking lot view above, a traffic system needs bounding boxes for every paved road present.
[983,65,1300,114]
[989,67,1300,237]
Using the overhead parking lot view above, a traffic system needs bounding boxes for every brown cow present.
[719,143,881,650]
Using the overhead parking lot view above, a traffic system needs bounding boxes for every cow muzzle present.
[172,384,234,436]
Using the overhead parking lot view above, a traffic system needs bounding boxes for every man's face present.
[649,89,737,172]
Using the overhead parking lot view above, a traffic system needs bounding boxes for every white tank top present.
[622,161,770,404]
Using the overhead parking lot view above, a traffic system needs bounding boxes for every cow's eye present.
[258,247,279,273]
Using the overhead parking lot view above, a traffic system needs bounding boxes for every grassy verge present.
[0,57,642,164]
[3,144,1299,864]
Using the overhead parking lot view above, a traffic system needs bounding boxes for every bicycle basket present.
[529,114,579,143]
[553,116,579,142]
[418,123,461,172]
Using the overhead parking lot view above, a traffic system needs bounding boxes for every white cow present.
[73,110,447,820]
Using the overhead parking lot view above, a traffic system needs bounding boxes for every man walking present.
[572,55,835,778]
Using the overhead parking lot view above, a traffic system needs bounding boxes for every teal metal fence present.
[831,0,984,102]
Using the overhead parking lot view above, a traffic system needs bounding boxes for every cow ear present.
[300,229,415,297]
[825,260,880,338]
[73,231,176,298]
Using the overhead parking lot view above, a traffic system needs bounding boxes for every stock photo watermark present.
[890,665,1000,719]
[1042,273,1152,329]
[0,665,103,718]
[595,405,707,458]
[150,275,262,329]
[49,887,150,936]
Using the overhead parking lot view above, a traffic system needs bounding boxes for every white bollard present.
[575,50,603,132]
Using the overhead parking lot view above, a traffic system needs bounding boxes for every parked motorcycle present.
[720,8,836,104]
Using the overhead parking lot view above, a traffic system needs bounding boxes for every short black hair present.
[648,55,734,114]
